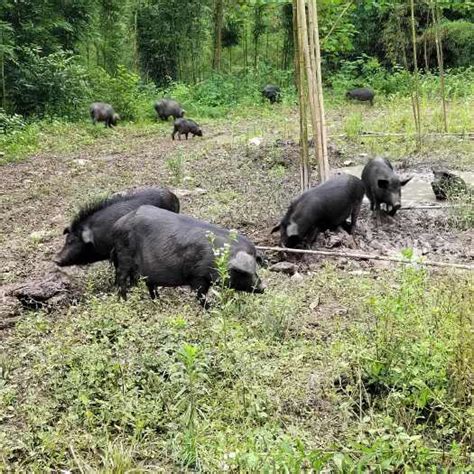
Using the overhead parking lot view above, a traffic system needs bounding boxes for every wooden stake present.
[308,0,329,181]
[431,1,448,132]
[410,0,422,150]
[294,0,310,190]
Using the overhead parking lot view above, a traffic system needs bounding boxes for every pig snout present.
[253,278,265,294]
[53,250,68,267]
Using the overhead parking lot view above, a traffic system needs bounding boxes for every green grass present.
[0,264,472,471]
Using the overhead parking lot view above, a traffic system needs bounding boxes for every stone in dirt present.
[1,271,75,316]
[269,261,299,275]
[290,272,304,283]
[249,137,263,146]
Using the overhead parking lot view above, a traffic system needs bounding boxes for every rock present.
[174,187,207,198]
[249,137,263,146]
[73,159,88,166]
[343,160,355,167]
[3,271,74,311]
[359,153,368,158]
[290,272,304,283]
[29,230,51,243]
[269,261,299,275]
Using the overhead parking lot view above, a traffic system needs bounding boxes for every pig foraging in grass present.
[362,157,412,217]
[262,85,281,104]
[155,99,185,121]
[90,102,120,128]
[346,87,375,105]
[271,174,365,248]
[431,169,469,201]
[111,206,264,305]
[54,188,180,267]
[172,118,203,140]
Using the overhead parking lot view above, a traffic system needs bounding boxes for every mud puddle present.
[336,164,474,205]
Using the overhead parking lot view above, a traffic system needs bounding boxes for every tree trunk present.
[293,0,310,191]
[212,0,223,71]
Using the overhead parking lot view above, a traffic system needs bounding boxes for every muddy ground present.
[1,116,473,323]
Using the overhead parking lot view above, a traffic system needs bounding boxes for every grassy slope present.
[0,99,473,471]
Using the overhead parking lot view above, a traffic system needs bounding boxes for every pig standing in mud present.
[271,174,365,248]
[111,206,264,306]
[54,188,180,267]
[362,157,412,218]
[90,102,120,128]
[154,99,185,121]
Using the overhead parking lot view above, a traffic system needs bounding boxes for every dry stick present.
[255,246,473,271]
[321,0,354,46]
[293,0,310,191]
[410,0,422,150]
[309,0,330,181]
[432,1,448,132]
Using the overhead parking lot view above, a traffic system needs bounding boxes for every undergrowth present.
[0,263,472,471]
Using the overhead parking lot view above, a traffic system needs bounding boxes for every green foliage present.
[9,48,90,117]
[333,265,473,470]
[90,65,156,121]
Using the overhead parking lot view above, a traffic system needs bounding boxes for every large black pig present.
[90,102,120,128]
[111,206,264,305]
[271,174,365,248]
[262,85,281,104]
[154,99,185,121]
[346,87,375,105]
[362,157,412,216]
[54,188,180,267]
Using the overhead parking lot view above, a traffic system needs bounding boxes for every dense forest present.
[1,0,473,120]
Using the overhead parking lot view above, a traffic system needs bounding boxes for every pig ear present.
[377,179,389,189]
[271,223,281,234]
[81,227,94,244]
[229,251,256,274]
[63,227,70,235]
[400,176,413,187]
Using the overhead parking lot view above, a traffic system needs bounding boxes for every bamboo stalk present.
[256,246,473,271]
[410,0,422,150]
[321,0,354,46]
[431,1,448,132]
[293,0,310,191]
[308,0,329,181]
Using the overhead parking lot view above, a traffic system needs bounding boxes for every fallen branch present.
[329,132,473,139]
[255,246,473,271]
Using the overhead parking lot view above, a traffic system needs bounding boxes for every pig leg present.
[306,227,320,248]
[191,278,211,308]
[349,201,362,234]
[146,281,159,300]
[185,133,189,140]
[172,128,177,140]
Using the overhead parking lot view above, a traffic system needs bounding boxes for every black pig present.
[362,157,412,217]
[262,85,281,104]
[346,88,375,105]
[431,169,469,200]
[155,99,185,121]
[54,188,180,267]
[271,174,365,248]
[172,118,203,140]
[112,206,264,305]
[90,102,120,128]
